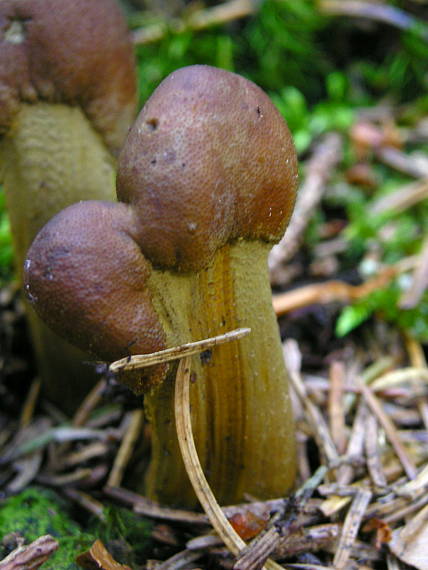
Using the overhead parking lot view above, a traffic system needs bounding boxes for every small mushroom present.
[25,65,298,506]
[0,0,137,410]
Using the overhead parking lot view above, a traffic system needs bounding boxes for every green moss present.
[0,487,94,569]
[0,488,154,568]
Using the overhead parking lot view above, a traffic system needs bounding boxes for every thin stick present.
[358,381,417,480]
[272,256,417,316]
[72,378,106,427]
[107,409,145,488]
[333,488,372,569]
[132,0,257,46]
[174,356,283,569]
[269,133,342,283]
[110,328,251,373]
[20,378,41,428]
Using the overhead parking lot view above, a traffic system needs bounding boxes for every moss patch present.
[0,487,153,568]
[0,487,94,568]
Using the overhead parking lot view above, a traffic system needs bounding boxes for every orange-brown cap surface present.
[24,201,167,393]
[117,65,298,271]
[0,0,136,153]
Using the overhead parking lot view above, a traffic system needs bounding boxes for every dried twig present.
[333,488,372,569]
[107,409,144,487]
[132,0,258,45]
[19,378,41,428]
[404,334,428,430]
[0,535,58,569]
[272,256,417,316]
[328,361,346,454]
[72,378,107,428]
[269,133,342,283]
[358,382,417,480]
[284,340,339,465]
[372,178,428,214]
[399,237,428,309]
[364,414,387,489]
[319,0,428,40]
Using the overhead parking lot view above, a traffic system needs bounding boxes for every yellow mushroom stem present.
[0,102,116,410]
[143,240,296,507]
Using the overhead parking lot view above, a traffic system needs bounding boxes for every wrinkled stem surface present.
[0,103,116,411]
[144,241,296,506]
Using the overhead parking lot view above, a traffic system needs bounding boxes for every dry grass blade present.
[174,356,284,570]
[110,328,251,373]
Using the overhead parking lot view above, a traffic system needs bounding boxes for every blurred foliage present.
[133,0,428,106]
[333,162,428,340]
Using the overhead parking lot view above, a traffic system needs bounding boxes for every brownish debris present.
[76,539,132,570]
[0,535,58,569]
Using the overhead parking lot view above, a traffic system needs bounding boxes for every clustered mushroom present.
[0,0,137,409]
[25,65,298,507]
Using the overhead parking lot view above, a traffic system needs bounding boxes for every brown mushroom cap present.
[24,200,167,392]
[0,0,136,153]
[117,65,298,271]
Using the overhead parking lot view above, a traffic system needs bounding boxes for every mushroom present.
[0,0,137,410]
[24,65,298,506]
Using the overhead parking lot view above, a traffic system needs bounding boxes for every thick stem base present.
[144,241,296,506]
[0,103,117,412]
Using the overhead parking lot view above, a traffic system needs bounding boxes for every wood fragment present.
[333,488,372,570]
[319,0,428,39]
[372,178,428,214]
[400,237,428,309]
[376,147,428,178]
[0,535,58,569]
[337,401,368,485]
[19,378,41,429]
[364,414,387,489]
[155,549,203,570]
[276,524,340,558]
[63,488,106,521]
[284,340,339,465]
[62,441,109,468]
[132,0,257,46]
[273,256,417,316]
[76,539,131,569]
[404,333,428,430]
[383,492,428,525]
[389,503,428,570]
[107,409,144,487]
[358,381,417,479]
[328,361,346,454]
[72,378,107,427]
[104,486,210,525]
[269,133,342,283]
